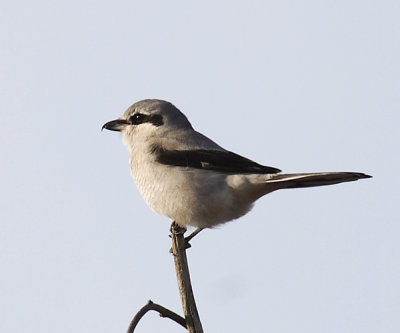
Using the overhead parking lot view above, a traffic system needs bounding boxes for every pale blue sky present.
[1,1,399,332]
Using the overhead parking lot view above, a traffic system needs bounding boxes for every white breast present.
[123,128,256,228]
[129,153,256,228]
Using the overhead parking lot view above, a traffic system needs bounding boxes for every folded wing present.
[152,146,281,174]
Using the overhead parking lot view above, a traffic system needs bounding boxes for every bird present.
[102,99,371,235]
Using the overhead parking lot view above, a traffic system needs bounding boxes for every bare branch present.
[127,299,187,333]
[126,223,204,332]
[184,228,203,246]
[171,222,204,333]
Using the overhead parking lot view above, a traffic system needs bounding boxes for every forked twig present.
[127,300,187,332]
[127,222,203,332]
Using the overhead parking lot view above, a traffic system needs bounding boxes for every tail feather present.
[266,172,372,189]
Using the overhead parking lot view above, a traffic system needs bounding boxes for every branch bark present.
[127,223,203,332]
[170,222,204,333]
[127,300,187,332]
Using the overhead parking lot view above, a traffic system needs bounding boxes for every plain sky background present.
[1,1,399,332]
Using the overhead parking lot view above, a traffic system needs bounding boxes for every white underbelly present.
[130,161,253,228]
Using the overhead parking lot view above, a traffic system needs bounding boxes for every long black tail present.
[266,172,372,189]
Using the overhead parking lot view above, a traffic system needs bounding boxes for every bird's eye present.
[130,113,146,125]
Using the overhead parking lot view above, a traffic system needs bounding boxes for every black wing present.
[152,146,281,174]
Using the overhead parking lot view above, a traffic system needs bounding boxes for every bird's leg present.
[184,228,204,248]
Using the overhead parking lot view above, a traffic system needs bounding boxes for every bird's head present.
[102,99,193,151]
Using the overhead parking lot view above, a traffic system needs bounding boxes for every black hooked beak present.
[102,119,129,132]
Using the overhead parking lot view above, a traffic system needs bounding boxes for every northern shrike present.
[103,99,371,230]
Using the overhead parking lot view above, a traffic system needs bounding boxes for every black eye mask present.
[129,113,164,127]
